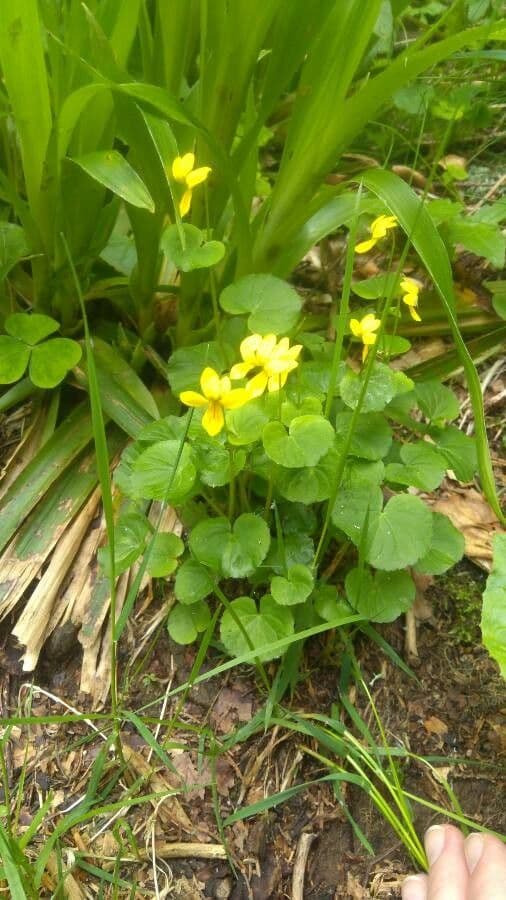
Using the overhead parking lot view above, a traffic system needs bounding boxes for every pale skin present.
[402,825,506,900]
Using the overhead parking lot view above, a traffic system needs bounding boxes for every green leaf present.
[432,425,478,482]
[71,150,155,211]
[93,338,160,422]
[193,439,245,487]
[414,512,465,575]
[0,223,30,279]
[220,595,294,662]
[131,440,196,503]
[385,441,446,491]
[352,272,401,299]
[271,564,314,606]
[266,532,314,575]
[366,494,433,570]
[313,584,351,622]
[335,411,392,461]
[263,415,334,468]
[377,333,411,357]
[162,224,225,272]
[175,559,215,605]
[415,380,459,423]
[189,517,231,572]
[226,399,270,445]
[29,338,82,388]
[147,532,184,577]
[98,512,150,577]
[481,533,506,678]
[167,342,227,395]
[168,601,211,644]
[275,447,339,504]
[5,313,59,345]
[221,513,271,578]
[0,336,31,384]
[340,362,412,413]
[331,484,383,545]
[219,274,302,333]
[446,219,505,269]
[346,568,415,622]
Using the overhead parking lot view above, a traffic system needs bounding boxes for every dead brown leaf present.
[170,750,211,800]
[430,488,502,570]
[210,685,252,733]
[424,716,448,736]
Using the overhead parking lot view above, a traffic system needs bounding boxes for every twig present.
[405,608,418,659]
[291,832,316,900]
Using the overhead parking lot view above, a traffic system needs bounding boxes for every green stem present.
[228,447,236,520]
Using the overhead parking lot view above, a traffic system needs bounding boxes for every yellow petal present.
[266,357,298,375]
[363,332,377,346]
[219,375,232,394]
[179,390,207,408]
[202,401,224,436]
[200,367,222,399]
[230,361,254,380]
[362,344,369,363]
[400,276,420,294]
[350,318,362,337]
[409,306,421,322]
[186,166,211,188]
[221,388,250,410]
[361,314,380,333]
[402,292,418,308]
[246,371,268,398]
[179,189,192,217]
[260,334,278,358]
[355,238,376,254]
[172,153,195,182]
[240,333,263,361]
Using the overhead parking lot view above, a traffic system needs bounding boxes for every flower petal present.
[355,238,376,254]
[350,318,362,337]
[179,390,207,408]
[202,401,224,436]
[172,153,195,182]
[179,189,193,217]
[361,314,380,333]
[221,388,250,410]
[409,306,421,322]
[230,361,254,380]
[246,371,268,398]
[240,333,263,361]
[200,367,222,399]
[186,166,211,188]
[363,332,377,346]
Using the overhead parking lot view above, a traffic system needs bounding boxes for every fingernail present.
[465,832,485,873]
[425,825,446,865]
[402,874,427,900]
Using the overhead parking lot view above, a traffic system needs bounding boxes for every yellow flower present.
[180,367,249,436]
[230,333,302,398]
[400,276,422,322]
[171,153,211,217]
[355,214,397,254]
[350,313,381,362]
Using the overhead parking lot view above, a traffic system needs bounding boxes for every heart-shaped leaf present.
[5,312,59,345]
[314,584,351,622]
[414,512,464,575]
[0,336,31,384]
[147,532,184,577]
[221,514,271,578]
[271,564,314,606]
[366,494,433,570]
[415,380,459,423]
[335,411,392,461]
[345,567,415,622]
[275,447,339,504]
[220,595,294,661]
[331,484,383,545]
[175,559,215,605]
[263,415,334,468]
[340,362,413,413]
[29,338,82,388]
[219,274,302,333]
[162,224,225,271]
[132,440,196,503]
[168,601,211,644]
[385,441,446,491]
[189,517,232,571]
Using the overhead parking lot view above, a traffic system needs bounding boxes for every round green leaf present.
[340,362,397,412]
[167,341,226,394]
[271,564,314,606]
[226,399,270,445]
[415,380,459,423]
[366,494,433,571]
[220,595,294,661]
[275,447,338,504]
[433,425,477,482]
[219,274,302,333]
[5,312,59,345]
[221,513,271,578]
[147,532,184,578]
[98,511,150,577]
[193,438,245,487]
[313,584,351,622]
[29,338,82,388]
[385,441,446,491]
[345,567,415,622]
[162,223,225,272]
[175,558,215,604]
[168,601,211,644]
[335,411,392,461]
[481,533,506,678]
[189,517,230,571]
[263,415,334,468]
[331,484,383,545]
[352,273,401,299]
[414,512,465,575]
[132,440,196,503]
[0,335,30,384]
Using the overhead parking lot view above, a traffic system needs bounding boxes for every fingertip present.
[402,873,428,900]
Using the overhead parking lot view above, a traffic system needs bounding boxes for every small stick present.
[292,832,316,900]
[405,608,418,659]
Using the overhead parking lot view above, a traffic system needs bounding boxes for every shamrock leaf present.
[29,338,82,388]
[0,336,31,384]
[5,313,59,345]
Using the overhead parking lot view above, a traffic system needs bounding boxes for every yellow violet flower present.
[180,367,249,437]
[350,313,381,362]
[230,333,302,398]
[355,214,397,254]
[400,276,422,322]
[171,153,211,217]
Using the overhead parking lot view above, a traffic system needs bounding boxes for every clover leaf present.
[29,338,83,388]
[5,313,60,345]
[271,564,314,606]
[220,595,294,661]
[0,314,82,387]
[263,415,334,468]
